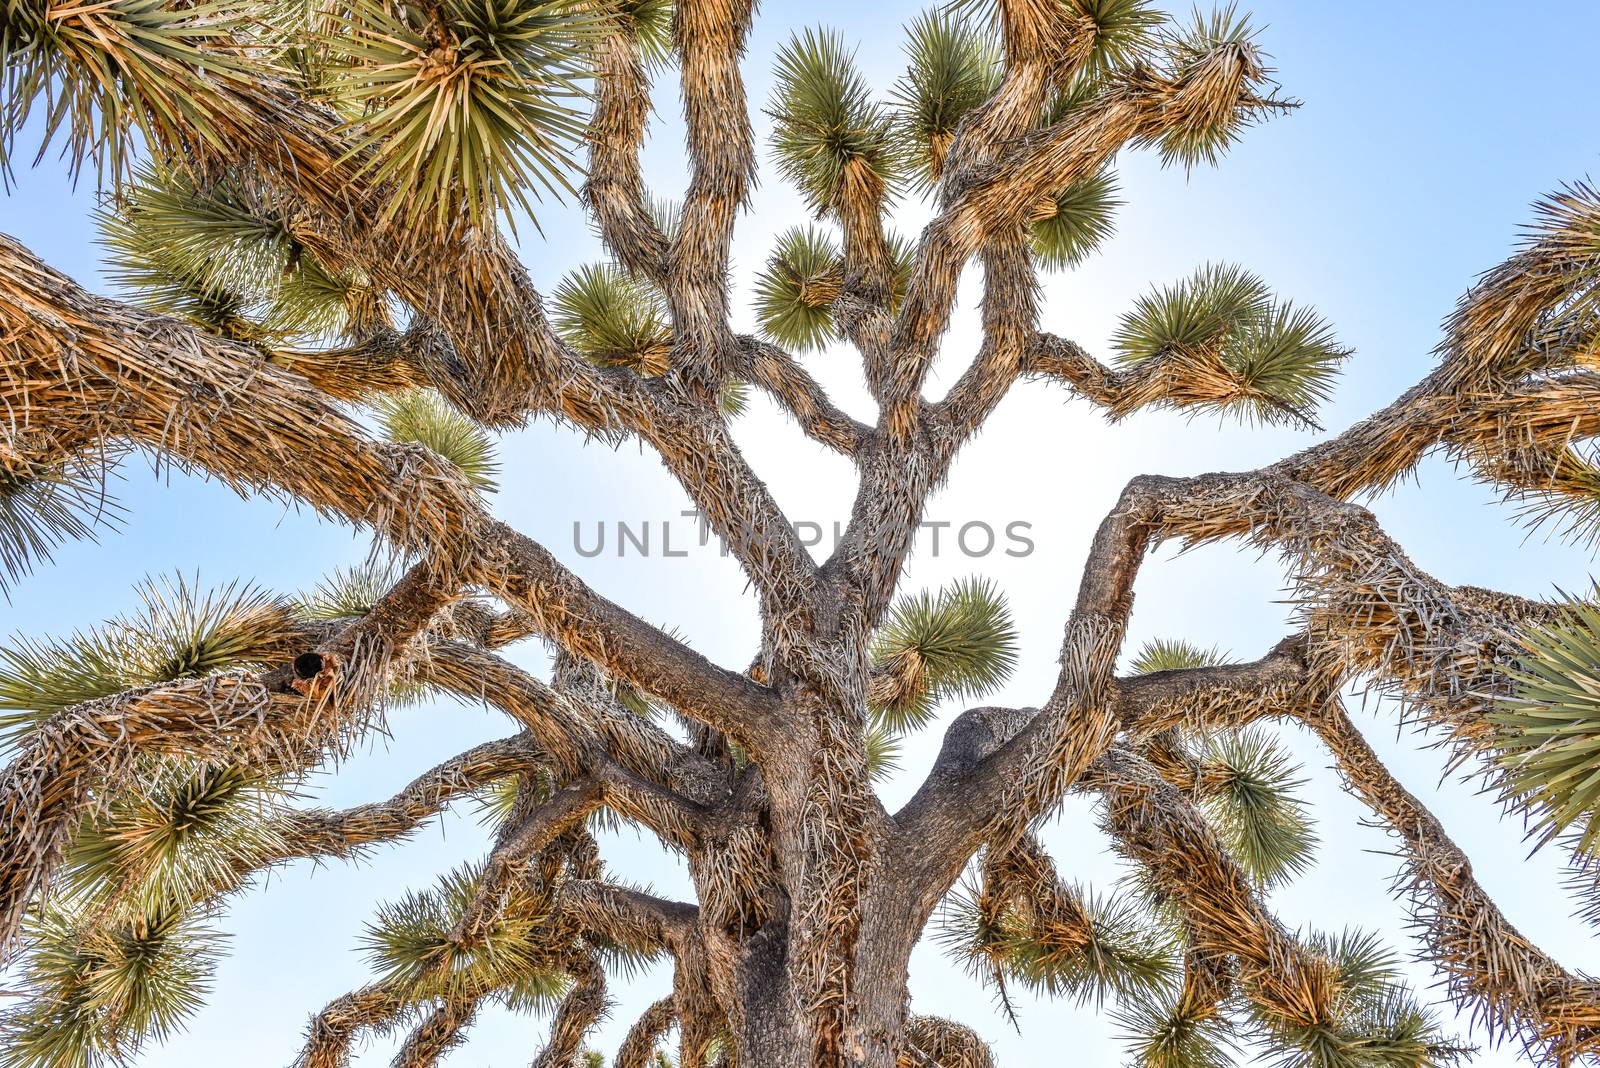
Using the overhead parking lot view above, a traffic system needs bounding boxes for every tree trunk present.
[731,908,919,1068]
[716,684,926,1068]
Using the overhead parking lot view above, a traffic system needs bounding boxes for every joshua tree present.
[6,1,1600,1066]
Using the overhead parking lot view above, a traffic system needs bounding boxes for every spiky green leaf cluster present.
[97,163,382,342]
[1114,993,1236,1068]
[611,0,674,68]
[0,461,119,597]
[0,0,253,182]
[1030,168,1122,269]
[890,10,1000,188]
[1149,6,1269,170]
[1196,728,1317,888]
[1492,599,1600,855]
[374,390,501,490]
[1004,889,1177,1005]
[293,558,409,621]
[1130,639,1233,675]
[753,226,844,352]
[941,877,1178,1007]
[362,863,570,1007]
[948,0,1162,76]
[1244,931,1470,1068]
[768,28,902,215]
[718,380,751,418]
[0,903,222,1068]
[0,575,293,745]
[552,263,673,373]
[1113,264,1347,424]
[325,0,599,228]
[870,577,1018,731]
[865,722,903,783]
[1067,0,1166,75]
[62,760,290,910]
[752,226,914,352]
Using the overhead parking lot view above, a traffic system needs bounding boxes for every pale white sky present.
[4,3,1600,1065]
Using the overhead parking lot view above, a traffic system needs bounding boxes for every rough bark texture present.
[2,2,1599,1067]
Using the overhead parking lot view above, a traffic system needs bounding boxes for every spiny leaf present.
[1113,992,1236,1068]
[1244,929,1469,1068]
[98,162,375,341]
[768,27,902,215]
[609,0,673,68]
[1228,302,1348,421]
[890,9,1001,188]
[1492,599,1600,856]
[97,163,283,341]
[1113,263,1347,426]
[941,876,1178,1007]
[1114,263,1272,362]
[120,575,294,685]
[362,862,568,1004]
[0,460,120,597]
[62,760,292,909]
[1149,5,1273,171]
[1129,639,1233,675]
[294,558,410,621]
[871,576,1018,731]
[325,0,600,230]
[0,628,133,746]
[0,902,222,1068]
[552,263,673,374]
[865,722,903,783]
[1029,168,1121,269]
[1196,727,1317,888]
[949,0,1162,78]
[751,226,914,351]
[0,575,294,745]
[719,380,751,418]
[374,390,501,491]
[0,0,256,184]
[267,254,390,341]
[1067,0,1165,75]
[753,226,844,352]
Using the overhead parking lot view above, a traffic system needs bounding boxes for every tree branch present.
[266,734,541,868]
[0,559,458,958]
[667,0,755,383]
[1303,698,1600,1062]
[531,955,609,1068]
[391,998,478,1068]
[883,61,1281,439]
[0,234,786,746]
[586,27,670,284]
[733,335,872,457]
[616,996,678,1068]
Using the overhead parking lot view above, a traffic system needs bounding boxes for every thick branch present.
[0,234,784,746]
[894,637,1310,910]
[268,734,540,867]
[0,560,457,958]
[391,999,477,1068]
[733,336,872,457]
[586,28,670,283]
[616,996,678,1068]
[531,956,609,1068]
[668,0,755,381]
[884,66,1279,437]
[1087,746,1348,1035]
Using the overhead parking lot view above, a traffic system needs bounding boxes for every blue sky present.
[3,2,1600,1064]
